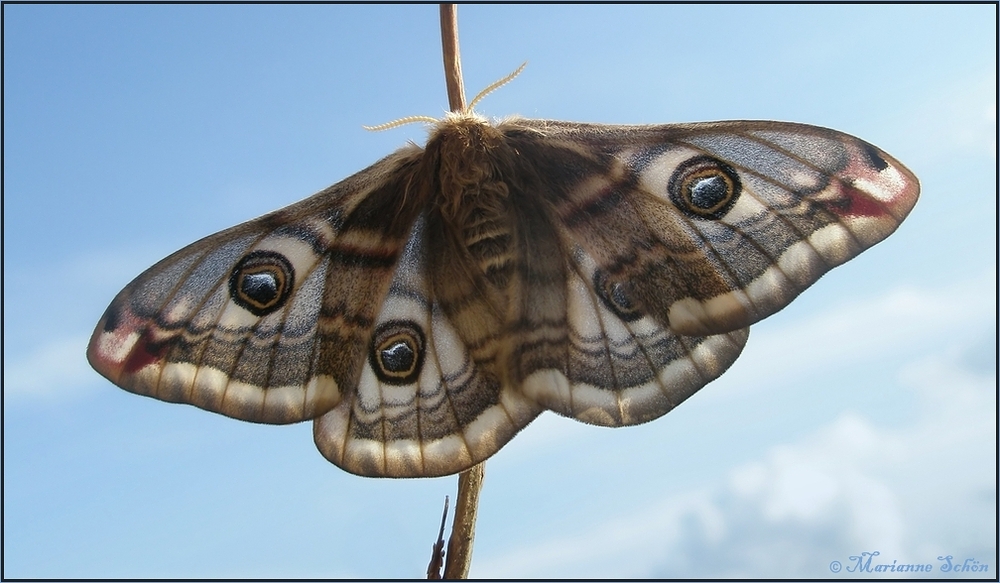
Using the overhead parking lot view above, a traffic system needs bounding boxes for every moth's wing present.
[507,119,920,336]
[495,130,747,426]
[498,118,917,425]
[87,147,425,425]
[313,213,542,477]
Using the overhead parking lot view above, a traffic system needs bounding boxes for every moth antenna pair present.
[363,62,527,132]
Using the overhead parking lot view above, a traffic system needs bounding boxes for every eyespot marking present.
[668,156,741,220]
[594,270,641,322]
[229,251,294,316]
[369,320,425,385]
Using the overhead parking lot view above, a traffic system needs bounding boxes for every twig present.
[439,3,466,112]
[443,463,484,579]
[438,4,485,580]
[426,496,449,579]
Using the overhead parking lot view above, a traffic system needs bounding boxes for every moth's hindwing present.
[516,242,751,427]
[313,215,542,477]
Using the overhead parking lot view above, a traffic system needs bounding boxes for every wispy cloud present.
[713,269,995,401]
[3,334,97,399]
[3,245,174,401]
[502,269,995,457]
[895,69,997,163]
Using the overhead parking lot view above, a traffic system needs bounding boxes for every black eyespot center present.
[242,271,281,304]
[229,251,294,316]
[688,173,731,210]
[379,334,416,374]
[593,270,642,322]
[370,320,426,385]
[668,156,742,220]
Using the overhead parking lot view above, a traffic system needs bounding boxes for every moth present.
[88,108,919,478]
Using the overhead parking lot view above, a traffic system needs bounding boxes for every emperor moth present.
[88,111,919,477]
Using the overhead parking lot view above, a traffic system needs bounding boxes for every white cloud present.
[474,267,996,579]
[3,334,98,399]
[712,269,995,401]
[476,342,995,578]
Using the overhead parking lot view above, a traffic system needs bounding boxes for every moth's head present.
[433,111,495,142]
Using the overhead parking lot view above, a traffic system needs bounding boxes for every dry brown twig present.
[444,463,484,578]
[425,4,486,580]
[439,3,466,112]
[426,496,449,579]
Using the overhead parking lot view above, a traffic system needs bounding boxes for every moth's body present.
[89,113,918,477]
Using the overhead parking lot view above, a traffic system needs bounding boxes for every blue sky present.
[3,4,995,578]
